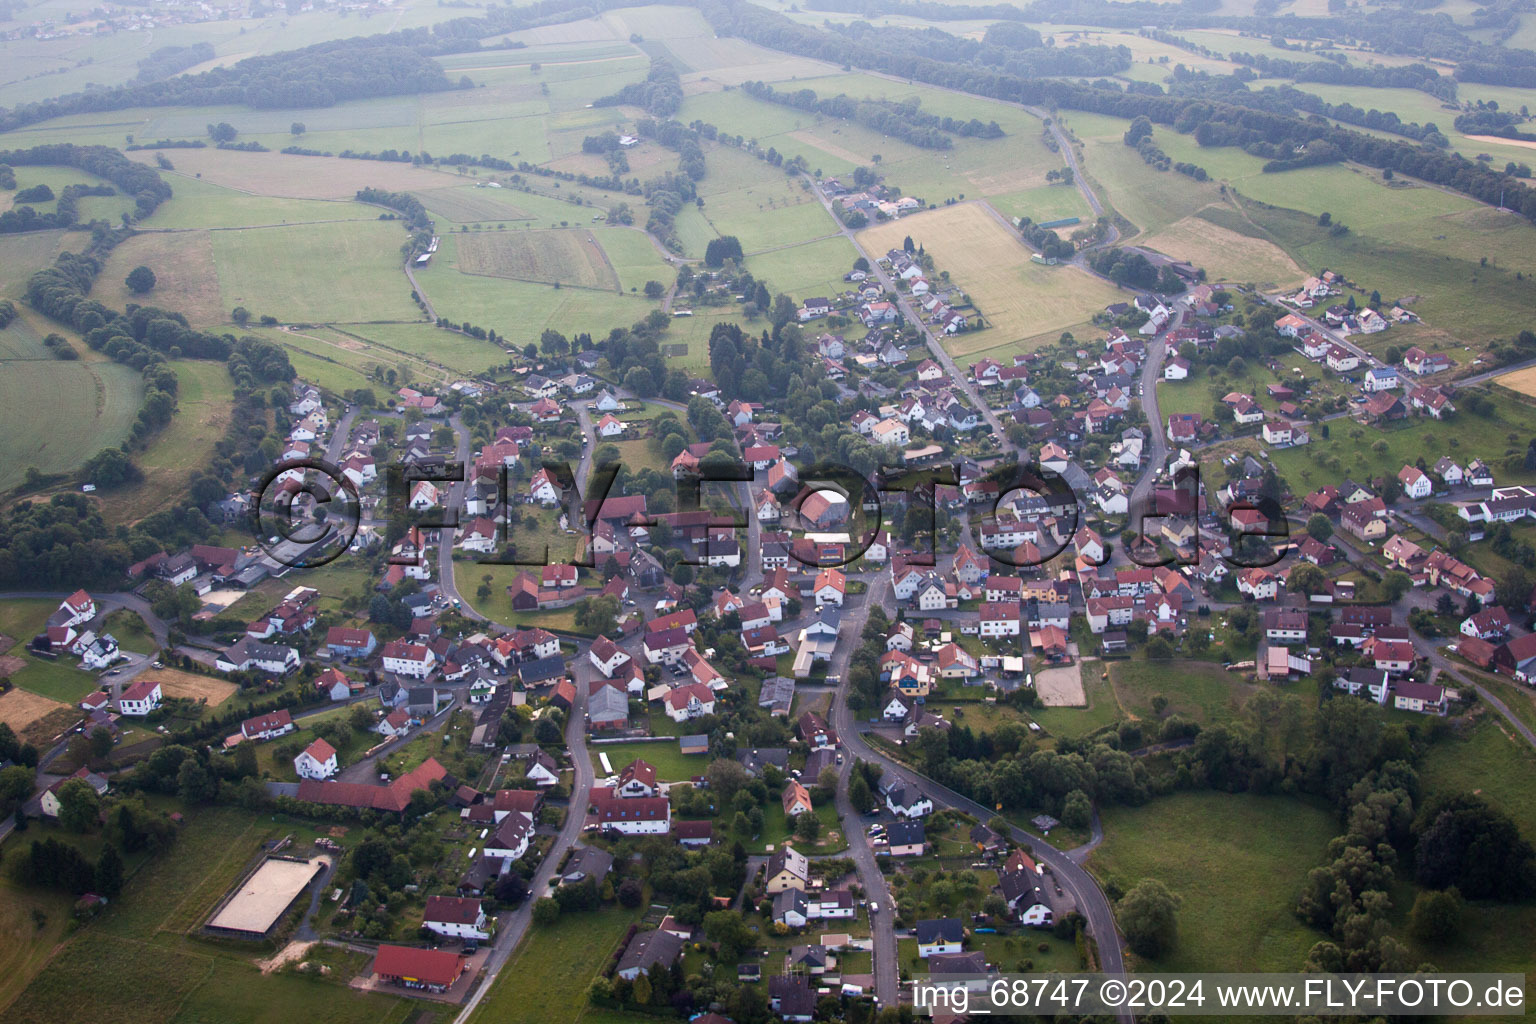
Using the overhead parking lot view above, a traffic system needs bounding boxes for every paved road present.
[825,582,1131,1015]
[1129,334,1171,532]
[446,407,597,1024]
[820,575,900,1006]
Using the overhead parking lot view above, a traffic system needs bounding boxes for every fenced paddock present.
[205,856,326,939]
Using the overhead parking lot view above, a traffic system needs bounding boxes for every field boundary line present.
[158,814,262,936]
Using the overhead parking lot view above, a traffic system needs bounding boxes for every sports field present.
[454,229,620,290]
[858,202,1124,357]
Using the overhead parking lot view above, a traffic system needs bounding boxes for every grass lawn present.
[589,738,706,782]
[0,878,73,1013]
[734,797,846,856]
[1105,659,1260,730]
[1088,791,1337,972]
[259,703,374,781]
[1419,714,1536,840]
[0,598,100,704]
[101,609,158,656]
[1030,662,1124,739]
[1268,391,1536,495]
[468,904,641,1024]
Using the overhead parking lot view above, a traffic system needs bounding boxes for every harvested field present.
[413,187,534,224]
[453,229,620,290]
[129,149,461,200]
[858,202,1124,355]
[1463,133,1536,152]
[1498,364,1536,398]
[0,655,24,676]
[1143,214,1304,290]
[149,669,239,707]
[0,688,71,739]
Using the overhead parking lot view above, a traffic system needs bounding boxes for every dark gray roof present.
[915,917,964,944]
[773,887,808,920]
[618,929,683,975]
[562,846,614,882]
[886,820,925,847]
[518,654,567,685]
[737,747,789,776]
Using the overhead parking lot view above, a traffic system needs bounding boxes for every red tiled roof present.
[424,895,483,926]
[373,944,465,987]
[296,757,447,812]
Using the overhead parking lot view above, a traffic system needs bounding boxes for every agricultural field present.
[454,228,621,290]
[694,147,840,253]
[128,148,461,200]
[858,202,1125,359]
[1065,106,1536,348]
[211,221,422,324]
[98,230,226,328]
[138,175,383,231]
[341,322,509,378]
[1139,214,1304,291]
[104,359,237,525]
[0,231,69,300]
[415,246,656,342]
[0,315,145,493]
[1497,364,1536,398]
[1089,792,1338,972]
[743,234,861,304]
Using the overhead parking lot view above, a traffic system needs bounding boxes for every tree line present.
[0,39,454,133]
[742,80,1003,149]
[0,144,171,221]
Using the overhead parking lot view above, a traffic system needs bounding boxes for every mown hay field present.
[453,228,620,290]
[1141,214,1305,290]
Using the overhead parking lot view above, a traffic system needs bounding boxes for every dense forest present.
[134,43,217,84]
[594,59,684,117]
[0,39,454,133]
